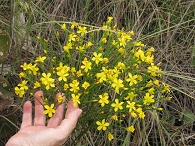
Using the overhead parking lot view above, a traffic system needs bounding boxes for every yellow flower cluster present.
[15,17,171,141]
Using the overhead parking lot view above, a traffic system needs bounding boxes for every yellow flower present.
[134,49,145,61]
[63,84,69,90]
[70,67,76,75]
[77,26,87,36]
[71,94,80,106]
[147,47,155,55]
[167,96,172,101]
[113,68,120,77]
[143,93,155,105]
[57,65,70,81]
[118,37,127,47]
[148,87,155,94]
[36,36,41,40]
[86,41,93,48]
[98,93,109,107]
[43,98,48,105]
[162,83,170,93]
[57,63,70,72]
[96,70,107,83]
[21,63,39,75]
[102,25,108,29]
[18,80,28,90]
[69,80,80,93]
[71,21,78,29]
[146,80,153,87]
[96,119,109,131]
[136,108,145,119]
[102,58,109,63]
[14,87,25,98]
[120,31,132,41]
[52,57,56,62]
[61,23,66,31]
[112,40,118,46]
[20,62,29,70]
[101,38,107,43]
[126,125,135,132]
[19,72,26,78]
[44,103,56,117]
[57,94,64,103]
[116,62,125,71]
[107,16,113,23]
[130,112,137,118]
[68,33,77,42]
[111,115,118,121]
[44,39,48,42]
[139,112,145,119]
[111,78,124,93]
[56,31,60,38]
[126,101,136,113]
[133,41,145,47]
[111,99,124,112]
[76,46,85,53]
[76,70,83,77]
[44,50,47,54]
[34,81,40,89]
[56,62,64,72]
[92,52,103,65]
[126,73,138,86]
[82,81,90,89]
[118,48,125,55]
[137,75,143,81]
[63,43,72,53]
[125,92,137,101]
[153,80,160,86]
[147,64,162,77]
[81,58,92,72]
[144,54,154,64]
[108,132,114,141]
[35,56,46,63]
[28,64,39,75]
[40,73,55,90]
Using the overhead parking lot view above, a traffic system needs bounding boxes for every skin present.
[6,91,82,146]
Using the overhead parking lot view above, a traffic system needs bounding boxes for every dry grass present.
[0,0,195,145]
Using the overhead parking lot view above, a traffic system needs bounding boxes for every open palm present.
[6,91,82,146]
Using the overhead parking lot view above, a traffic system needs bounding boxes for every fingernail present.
[77,109,82,117]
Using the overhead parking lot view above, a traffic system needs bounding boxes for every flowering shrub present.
[15,17,171,141]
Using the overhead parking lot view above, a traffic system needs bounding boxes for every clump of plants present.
[14,17,171,141]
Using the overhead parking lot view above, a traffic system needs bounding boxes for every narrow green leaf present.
[0,29,10,63]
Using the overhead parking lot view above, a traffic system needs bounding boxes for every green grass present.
[0,0,195,145]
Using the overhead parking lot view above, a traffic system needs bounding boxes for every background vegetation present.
[0,0,195,145]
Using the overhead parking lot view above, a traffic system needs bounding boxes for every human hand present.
[6,91,82,146]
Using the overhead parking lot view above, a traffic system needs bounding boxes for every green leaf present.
[191,46,195,65]
[0,29,10,63]
[0,86,14,100]
[182,109,195,125]
[0,75,9,87]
